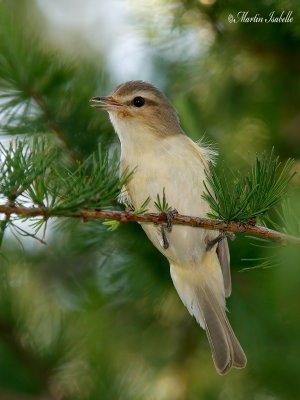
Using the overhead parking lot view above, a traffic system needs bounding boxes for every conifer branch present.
[0,205,299,247]
[25,85,72,154]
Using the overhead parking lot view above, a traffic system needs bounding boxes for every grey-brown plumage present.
[197,286,246,374]
[217,238,231,298]
[111,81,185,136]
[112,80,166,99]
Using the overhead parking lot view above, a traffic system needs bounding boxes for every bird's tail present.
[170,259,247,375]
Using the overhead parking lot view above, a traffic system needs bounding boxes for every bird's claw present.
[226,231,236,241]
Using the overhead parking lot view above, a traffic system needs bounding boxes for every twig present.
[0,204,299,247]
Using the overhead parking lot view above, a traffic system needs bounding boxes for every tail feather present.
[170,263,247,375]
[198,286,247,374]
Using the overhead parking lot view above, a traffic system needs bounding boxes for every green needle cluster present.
[203,149,296,223]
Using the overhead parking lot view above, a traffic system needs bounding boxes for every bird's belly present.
[143,223,208,266]
[125,153,217,266]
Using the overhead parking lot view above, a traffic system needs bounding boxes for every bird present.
[90,80,247,375]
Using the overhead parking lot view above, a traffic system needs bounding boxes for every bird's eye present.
[132,96,145,107]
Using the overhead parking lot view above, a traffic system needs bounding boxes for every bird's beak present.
[90,96,123,110]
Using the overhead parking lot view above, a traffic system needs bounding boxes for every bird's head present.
[90,80,184,138]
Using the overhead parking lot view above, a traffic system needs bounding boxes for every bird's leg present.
[161,225,169,249]
[206,231,236,251]
[160,210,178,249]
[206,232,225,251]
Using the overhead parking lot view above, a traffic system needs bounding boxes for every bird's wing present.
[187,137,232,297]
[217,237,231,298]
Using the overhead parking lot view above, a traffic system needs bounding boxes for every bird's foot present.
[226,231,236,241]
[160,209,178,249]
[165,209,178,232]
[206,231,236,251]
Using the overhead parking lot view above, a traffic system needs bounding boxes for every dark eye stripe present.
[123,98,157,107]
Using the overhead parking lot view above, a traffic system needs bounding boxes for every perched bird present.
[90,81,247,375]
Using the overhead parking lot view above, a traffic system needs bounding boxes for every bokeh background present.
[0,0,300,399]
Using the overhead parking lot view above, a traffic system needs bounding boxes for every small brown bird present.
[90,81,247,375]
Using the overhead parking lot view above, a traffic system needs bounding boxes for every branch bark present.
[0,204,299,247]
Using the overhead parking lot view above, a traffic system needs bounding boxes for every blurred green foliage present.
[0,0,300,399]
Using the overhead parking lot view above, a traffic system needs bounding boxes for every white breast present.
[109,114,217,266]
